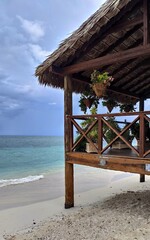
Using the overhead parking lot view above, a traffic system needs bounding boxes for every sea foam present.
[0,175,44,188]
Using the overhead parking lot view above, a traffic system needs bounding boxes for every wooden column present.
[64,75,74,208]
[139,98,145,182]
[98,116,103,154]
[141,0,149,182]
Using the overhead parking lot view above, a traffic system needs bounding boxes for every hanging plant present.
[79,90,99,114]
[91,70,114,98]
[83,98,95,109]
[119,103,136,113]
[102,98,118,112]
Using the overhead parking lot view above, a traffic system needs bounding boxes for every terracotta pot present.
[86,143,98,153]
[92,83,106,98]
[83,98,95,109]
[124,106,131,112]
[106,103,113,113]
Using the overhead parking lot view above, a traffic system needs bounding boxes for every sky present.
[0,0,106,136]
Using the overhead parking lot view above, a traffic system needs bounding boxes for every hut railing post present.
[64,75,74,208]
[98,116,103,154]
[139,98,145,182]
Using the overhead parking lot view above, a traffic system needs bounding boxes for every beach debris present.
[33,219,36,225]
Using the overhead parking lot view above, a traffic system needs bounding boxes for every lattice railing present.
[67,111,150,158]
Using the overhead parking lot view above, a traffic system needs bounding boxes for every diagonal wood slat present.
[71,118,98,152]
[144,149,150,157]
[101,116,139,155]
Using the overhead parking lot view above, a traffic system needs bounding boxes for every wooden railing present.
[67,111,150,158]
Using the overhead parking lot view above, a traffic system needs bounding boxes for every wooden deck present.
[67,150,150,175]
[65,105,150,207]
[66,111,150,176]
[104,146,150,158]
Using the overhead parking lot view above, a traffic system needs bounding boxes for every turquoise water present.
[0,136,64,187]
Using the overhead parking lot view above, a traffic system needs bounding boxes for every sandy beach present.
[1,167,150,240]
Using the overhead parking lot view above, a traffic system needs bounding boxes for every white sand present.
[1,172,150,240]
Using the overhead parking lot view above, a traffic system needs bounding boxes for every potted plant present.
[102,97,118,112]
[91,70,113,98]
[79,90,99,114]
[119,103,136,112]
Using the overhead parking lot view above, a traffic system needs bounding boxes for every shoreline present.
[0,167,148,239]
[1,173,150,239]
[0,166,132,211]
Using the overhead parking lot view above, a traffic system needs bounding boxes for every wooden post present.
[98,116,103,154]
[64,75,74,208]
[139,98,145,182]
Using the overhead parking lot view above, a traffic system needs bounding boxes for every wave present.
[0,175,44,188]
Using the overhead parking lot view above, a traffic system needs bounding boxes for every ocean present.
[0,136,64,188]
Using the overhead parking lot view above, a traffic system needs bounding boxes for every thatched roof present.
[35,0,150,101]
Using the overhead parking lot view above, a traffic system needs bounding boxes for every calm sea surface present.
[0,136,64,187]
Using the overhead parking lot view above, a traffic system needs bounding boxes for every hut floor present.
[67,146,150,175]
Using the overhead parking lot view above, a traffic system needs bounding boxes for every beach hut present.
[35,0,150,208]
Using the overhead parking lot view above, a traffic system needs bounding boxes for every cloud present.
[0,95,24,117]
[86,0,105,6]
[17,15,45,42]
[0,69,35,117]
[48,102,56,105]
[0,0,106,135]
[29,44,50,62]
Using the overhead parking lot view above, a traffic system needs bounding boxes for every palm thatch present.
[35,0,150,101]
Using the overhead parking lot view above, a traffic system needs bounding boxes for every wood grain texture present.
[64,75,74,208]
[67,152,150,175]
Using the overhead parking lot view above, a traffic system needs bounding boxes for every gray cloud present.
[0,0,105,135]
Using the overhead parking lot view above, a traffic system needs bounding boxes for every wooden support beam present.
[130,75,150,92]
[67,152,150,165]
[67,152,150,175]
[59,44,150,75]
[93,38,143,78]
[122,69,150,90]
[98,24,142,58]
[98,116,103,154]
[110,38,143,82]
[136,81,150,94]
[110,17,143,34]
[143,0,149,45]
[139,98,145,182]
[139,98,144,112]
[140,88,150,98]
[107,87,139,100]
[69,111,150,119]
[64,75,74,208]
[112,57,150,88]
[136,78,150,94]
[139,113,145,158]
